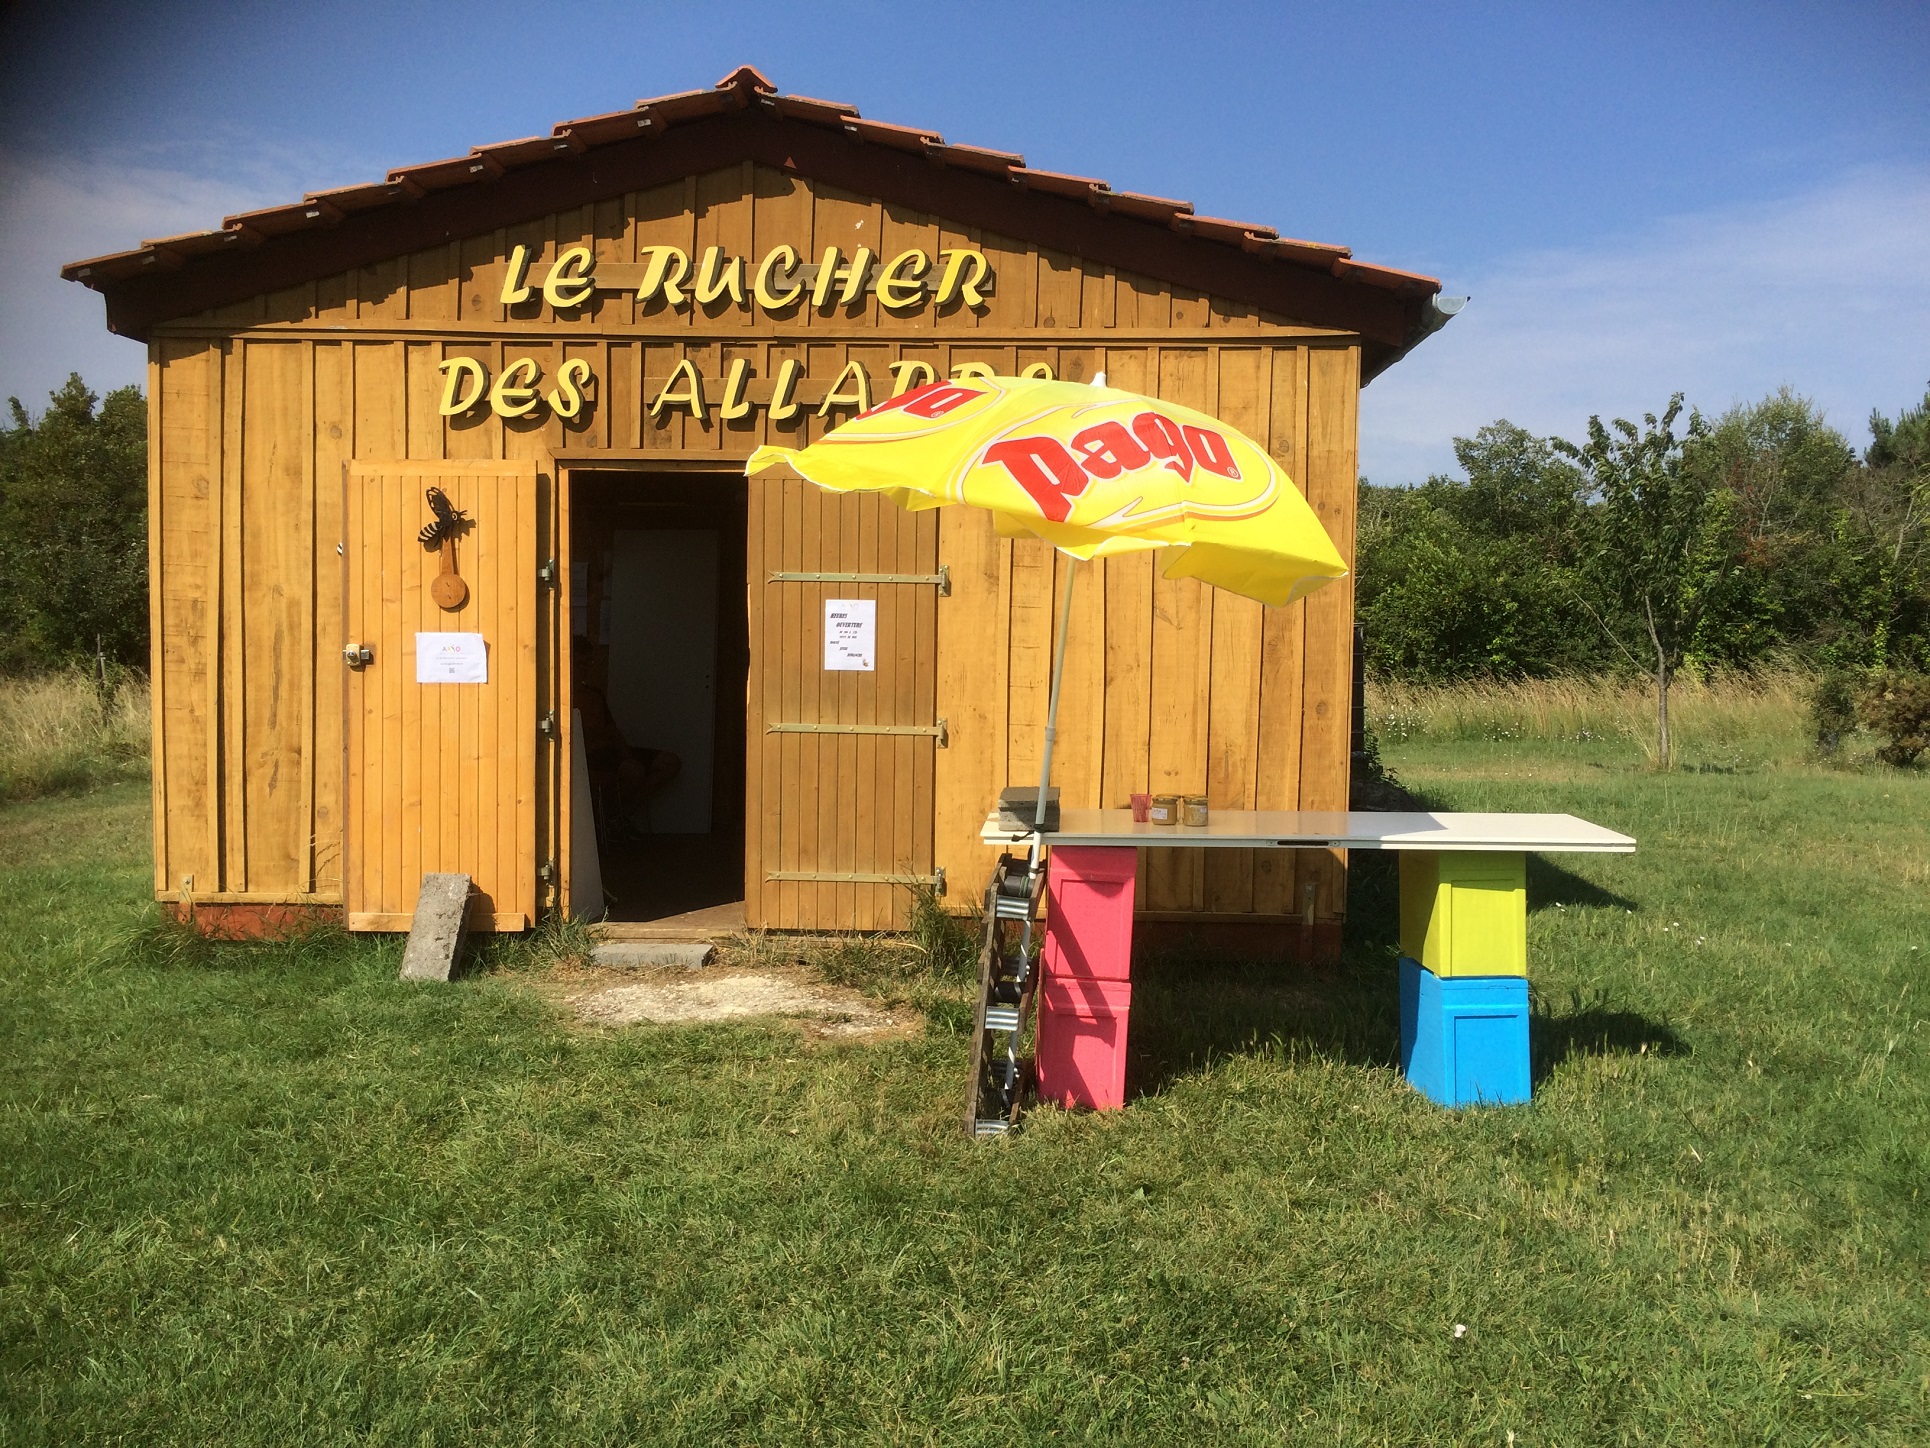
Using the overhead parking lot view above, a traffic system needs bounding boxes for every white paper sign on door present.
[415,631,488,684]
[823,599,876,671]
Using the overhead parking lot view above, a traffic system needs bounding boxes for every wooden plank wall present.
[149,164,1362,925]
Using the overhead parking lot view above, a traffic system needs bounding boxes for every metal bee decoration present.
[419,486,471,610]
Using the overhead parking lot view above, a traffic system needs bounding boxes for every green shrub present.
[1808,670,1860,757]
[1857,671,1930,766]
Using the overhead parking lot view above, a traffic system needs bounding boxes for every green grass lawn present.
[3,746,1927,1445]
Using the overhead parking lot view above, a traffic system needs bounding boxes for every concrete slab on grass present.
[594,941,715,970]
[401,873,471,982]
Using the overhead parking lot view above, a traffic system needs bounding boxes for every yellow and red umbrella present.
[751,374,1347,1134]
[746,373,1347,837]
[747,373,1345,608]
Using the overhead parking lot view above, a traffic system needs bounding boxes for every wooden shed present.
[65,65,1451,947]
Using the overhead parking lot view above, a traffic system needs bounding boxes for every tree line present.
[1358,387,1930,762]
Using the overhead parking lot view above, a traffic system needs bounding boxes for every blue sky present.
[2,0,1925,481]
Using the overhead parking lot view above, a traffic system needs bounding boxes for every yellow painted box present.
[1399,851,1527,978]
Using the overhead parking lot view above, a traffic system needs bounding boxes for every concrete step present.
[593,940,715,970]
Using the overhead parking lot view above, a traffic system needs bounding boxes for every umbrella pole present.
[1029,557,1080,869]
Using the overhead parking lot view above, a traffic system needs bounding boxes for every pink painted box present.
[1041,845,1137,981]
[1035,975,1133,1110]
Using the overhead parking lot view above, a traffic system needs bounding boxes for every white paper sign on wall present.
[415,631,488,684]
[823,599,876,671]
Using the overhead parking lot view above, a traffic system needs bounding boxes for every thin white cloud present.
[1361,166,1930,483]
[0,139,373,412]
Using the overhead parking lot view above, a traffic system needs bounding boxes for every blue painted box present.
[1399,957,1531,1107]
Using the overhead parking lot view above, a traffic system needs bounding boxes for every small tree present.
[1840,387,1930,671]
[1555,396,1731,768]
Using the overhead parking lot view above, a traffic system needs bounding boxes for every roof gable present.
[66,65,1442,371]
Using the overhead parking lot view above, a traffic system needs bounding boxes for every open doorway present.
[568,470,748,926]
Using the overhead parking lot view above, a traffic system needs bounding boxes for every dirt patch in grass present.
[564,965,914,1038]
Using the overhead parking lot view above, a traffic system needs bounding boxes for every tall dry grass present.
[0,669,151,801]
[1365,668,1814,764]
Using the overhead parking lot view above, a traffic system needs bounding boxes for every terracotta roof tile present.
[1012,169,1109,201]
[769,93,859,122]
[922,140,1025,175]
[841,116,945,152]
[1105,191,1194,224]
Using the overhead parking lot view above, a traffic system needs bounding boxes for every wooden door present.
[746,474,941,930]
[343,461,540,930]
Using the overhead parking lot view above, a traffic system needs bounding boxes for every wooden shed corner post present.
[145,346,168,900]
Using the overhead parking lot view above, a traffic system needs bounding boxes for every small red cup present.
[1128,793,1151,822]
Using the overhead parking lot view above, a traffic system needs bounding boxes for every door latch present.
[342,643,373,668]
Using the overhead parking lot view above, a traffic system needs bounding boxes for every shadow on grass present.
[1531,986,1689,1084]
[1123,850,1406,1098]
[1528,853,1638,913]
[109,910,385,975]
[1119,850,1664,1100]
[1125,952,1402,1099]
[104,906,600,981]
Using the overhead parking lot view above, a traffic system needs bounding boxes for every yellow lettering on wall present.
[694,246,747,307]
[752,246,802,310]
[490,356,542,418]
[888,360,936,397]
[543,246,597,310]
[951,362,996,381]
[719,358,753,421]
[1021,362,1056,381]
[546,357,594,419]
[500,244,534,306]
[812,246,874,309]
[637,246,691,307]
[437,357,488,415]
[817,360,872,417]
[934,248,991,307]
[877,249,929,310]
[768,358,803,422]
[650,358,708,423]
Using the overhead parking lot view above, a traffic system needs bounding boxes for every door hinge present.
[766,870,944,890]
[767,718,947,747]
[537,557,558,587]
[539,858,557,884]
[538,710,557,739]
[768,564,950,595]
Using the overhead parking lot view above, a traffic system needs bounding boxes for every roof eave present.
[68,68,1441,351]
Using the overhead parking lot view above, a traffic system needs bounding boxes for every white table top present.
[980,809,1635,854]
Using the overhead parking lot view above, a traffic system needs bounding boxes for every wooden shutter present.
[343,461,540,930]
[745,475,941,930]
